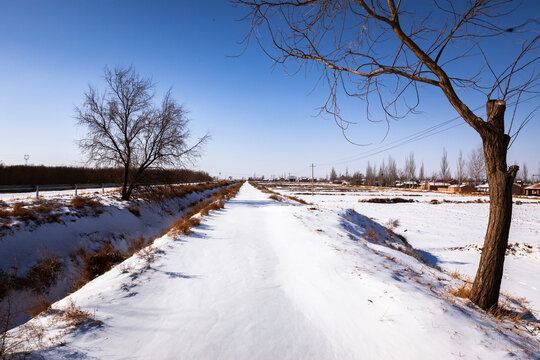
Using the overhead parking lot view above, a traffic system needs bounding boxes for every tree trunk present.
[121,165,130,200]
[469,100,518,310]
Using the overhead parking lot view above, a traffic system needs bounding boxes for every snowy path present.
[29,183,538,359]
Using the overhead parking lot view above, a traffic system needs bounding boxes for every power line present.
[316,94,540,167]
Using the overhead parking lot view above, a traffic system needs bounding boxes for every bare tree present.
[440,148,450,183]
[405,152,416,184]
[330,167,338,181]
[378,160,386,186]
[469,146,486,186]
[521,162,529,183]
[419,161,425,182]
[365,161,376,186]
[457,150,466,187]
[238,0,539,309]
[76,66,209,200]
[387,155,398,186]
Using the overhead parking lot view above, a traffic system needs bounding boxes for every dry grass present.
[79,242,126,283]
[172,217,201,235]
[365,228,379,242]
[170,182,242,236]
[451,283,472,298]
[284,195,310,204]
[10,203,37,223]
[127,235,149,254]
[69,196,103,216]
[26,297,53,318]
[59,300,92,327]
[128,204,141,217]
[0,255,63,300]
[249,182,312,205]
[25,256,63,294]
[360,197,415,204]
[138,181,235,202]
[385,218,400,230]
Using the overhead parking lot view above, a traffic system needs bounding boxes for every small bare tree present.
[238,0,539,309]
[365,161,376,186]
[419,162,425,182]
[457,150,466,187]
[440,148,450,183]
[521,162,529,183]
[76,66,209,200]
[405,152,416,185]
[469,146,486,186]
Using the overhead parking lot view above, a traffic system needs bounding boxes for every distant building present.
[476,182,524,195]
[476,183,489,193]
[396,181,418,188]
[420,181,450,191]
[524,183,540,196]
[445,184,476,193]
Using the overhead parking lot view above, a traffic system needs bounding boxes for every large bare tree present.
[238,0,539,309]
[76,66,209,200]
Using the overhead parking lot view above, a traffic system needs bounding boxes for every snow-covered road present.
[24,183,538,359]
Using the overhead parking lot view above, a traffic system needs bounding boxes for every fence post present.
[75,184,78,196]
[36,185,39,199]
[101,184,104,194]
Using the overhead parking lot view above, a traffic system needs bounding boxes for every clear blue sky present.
[0,1,538,179]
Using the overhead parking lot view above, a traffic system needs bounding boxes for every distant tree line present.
[328,146,536,187]
[0,165,212,186]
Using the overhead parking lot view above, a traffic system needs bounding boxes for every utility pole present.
[310,163,316,196]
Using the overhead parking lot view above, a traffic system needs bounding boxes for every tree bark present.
[469,100,519,310]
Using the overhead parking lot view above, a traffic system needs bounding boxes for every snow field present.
[10,182,538,359]
[273,184,540,318]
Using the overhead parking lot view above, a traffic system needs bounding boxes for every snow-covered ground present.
[0,187,120,201]
[0,186,223,327]
[7,182,538,359]
[271,183,540,317]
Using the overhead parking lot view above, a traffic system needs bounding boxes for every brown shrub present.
[385,218,400,229]
[80,242,125,281]
[451,283,471,298]
[60,300,91,327]
[70,196,103,216]
[127,235,148,254]
[11,203,37,222]
[365,228,379,242]
[25,256,63,294]
[128,204,141,217]
[269,194,282,202]
[26,297,52,318]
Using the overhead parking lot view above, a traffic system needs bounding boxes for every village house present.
[476,182,524,195]
[524,183,540,196]
[420,181,451,191]
[445,183,476,193]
